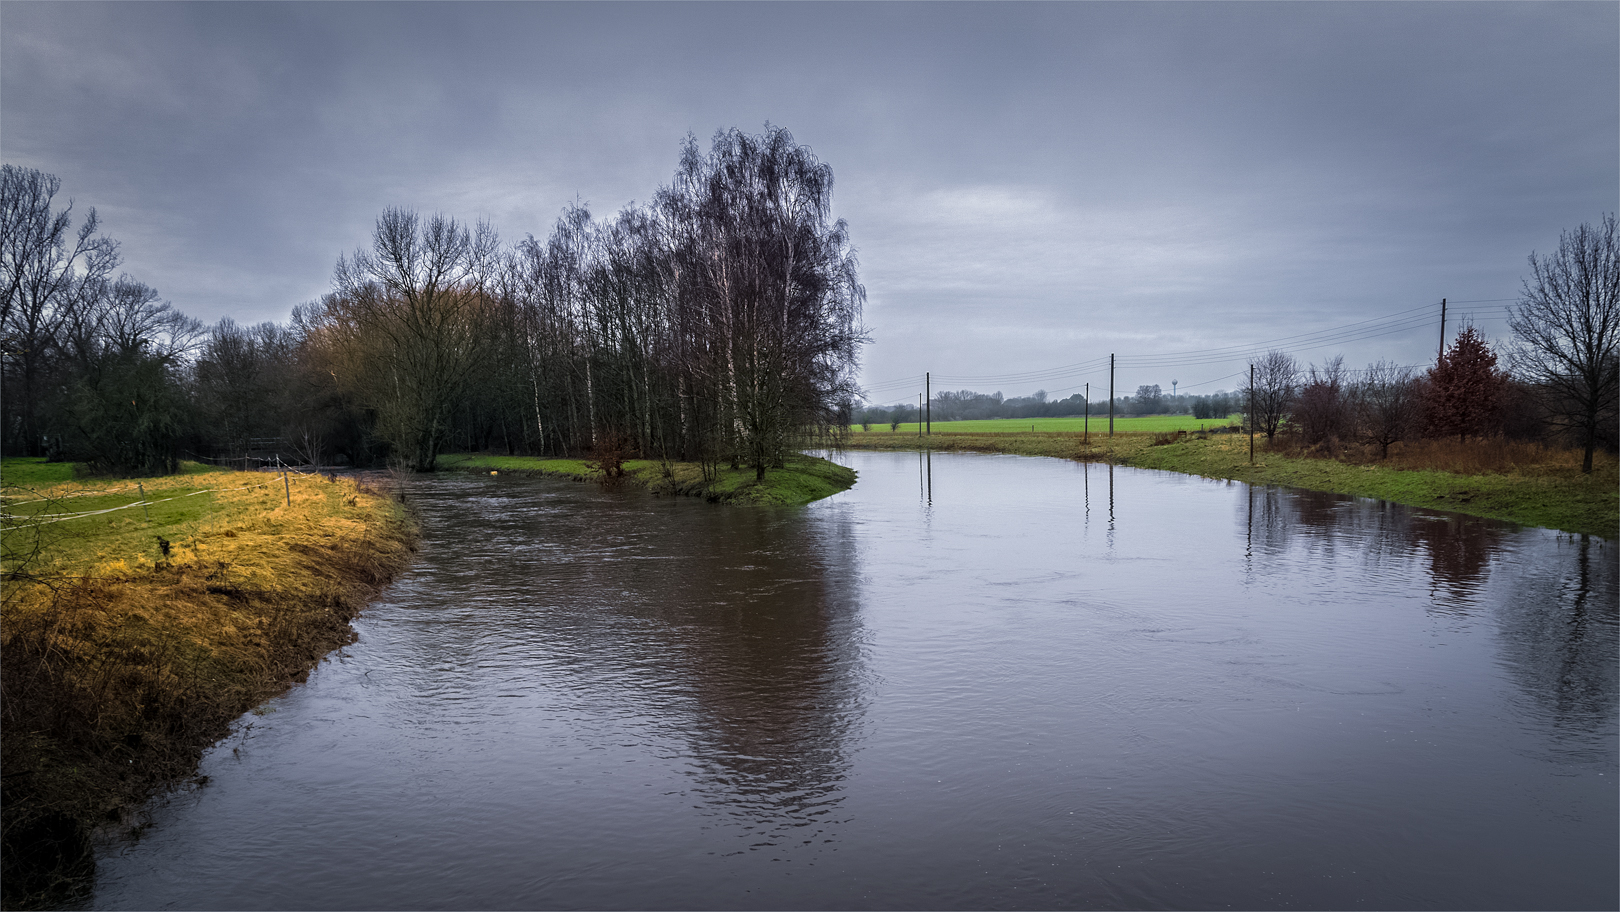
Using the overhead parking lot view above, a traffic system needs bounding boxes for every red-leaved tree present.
[1425,326,1507,441]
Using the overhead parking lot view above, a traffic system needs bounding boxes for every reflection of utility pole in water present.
[1107,462,1116,548]
[1082,460,1090,528]
[926,449,932,503]
[1245,483,1254,568]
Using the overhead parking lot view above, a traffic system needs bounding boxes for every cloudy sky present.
[4,2,1615,403]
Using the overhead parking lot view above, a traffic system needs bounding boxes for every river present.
[88,450,1617,910]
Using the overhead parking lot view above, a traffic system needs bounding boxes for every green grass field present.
[853,414,1241,436]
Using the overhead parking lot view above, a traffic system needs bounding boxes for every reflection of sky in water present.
[92,453,1616,911]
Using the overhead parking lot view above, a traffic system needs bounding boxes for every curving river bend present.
[90,451,1617,910]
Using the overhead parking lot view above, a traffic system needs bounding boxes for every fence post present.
[138,483,150,522]
[280,457,291,506]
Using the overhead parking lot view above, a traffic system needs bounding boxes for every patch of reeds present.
[1266,434,1612,478]
[1382,436,1608,476]
[0,471,416,909]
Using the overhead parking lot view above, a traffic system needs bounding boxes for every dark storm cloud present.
[3,2,1614,399]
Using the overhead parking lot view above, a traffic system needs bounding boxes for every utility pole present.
[925,372,931,435]
[1108,353,1115,437]
[918,393,923,439]
[1248,362,1255,464]
[1083,382,1089,444]
[1437,297,1447,362]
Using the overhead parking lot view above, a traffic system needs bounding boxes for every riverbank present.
[0,462,417,909]
[436,452,856,506]
[842,432,1618,539]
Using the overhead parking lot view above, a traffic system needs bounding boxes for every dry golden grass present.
[1,470,416,907]
[1377,436,1612,476]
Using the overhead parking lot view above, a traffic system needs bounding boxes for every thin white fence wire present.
[1,479,284,528]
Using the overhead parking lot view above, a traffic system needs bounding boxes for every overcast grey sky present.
[3,2,1615,403]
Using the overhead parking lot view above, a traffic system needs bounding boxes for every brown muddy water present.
[86,451,1615,910]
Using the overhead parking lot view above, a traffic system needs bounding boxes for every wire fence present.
[0,461,323,531]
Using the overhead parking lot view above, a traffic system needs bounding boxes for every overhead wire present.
[860,298,1512,402]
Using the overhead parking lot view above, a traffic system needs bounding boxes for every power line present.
[860,297,1509,400]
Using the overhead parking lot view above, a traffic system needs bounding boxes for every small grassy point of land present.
[844,429,1618,539]
[1,461,417,907]
[436,452,856,506]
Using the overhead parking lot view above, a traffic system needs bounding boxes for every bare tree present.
[1357,360,1420,459]
[1132,384,1163,416]
[1510,214,1620,473]
[1244,350,1298,440]
[1292,356,1351,446]
[323,209,497,471]
[51,277,201,475]
[0,166,119,455]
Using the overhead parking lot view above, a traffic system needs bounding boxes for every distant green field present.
[852,414,1241,435]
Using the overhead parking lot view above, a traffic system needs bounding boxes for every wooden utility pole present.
[918,393,923,439]
[1084,382,1089,444]
[1248,362,1255,464]
[1108,354,1115,437]
[1437,297,1447,362]
[925,372,931,435]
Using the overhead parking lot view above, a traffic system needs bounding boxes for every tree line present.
[856,386,1246,428]
[2,127,867,479]
[1240,214,1619,477]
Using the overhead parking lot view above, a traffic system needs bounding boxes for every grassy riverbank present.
[1,460,417,908]
[844,432,1618,539]
[436,452,856,506]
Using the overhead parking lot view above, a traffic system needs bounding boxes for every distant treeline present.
[855,386,1239,427]
[2,127,865,479]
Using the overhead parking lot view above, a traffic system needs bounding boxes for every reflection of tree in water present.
[632,504,868,848]
[1492,535,1618,758]
[1243,485,1406,569]
[405,477,868,849]
[1241,484,1504,615]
